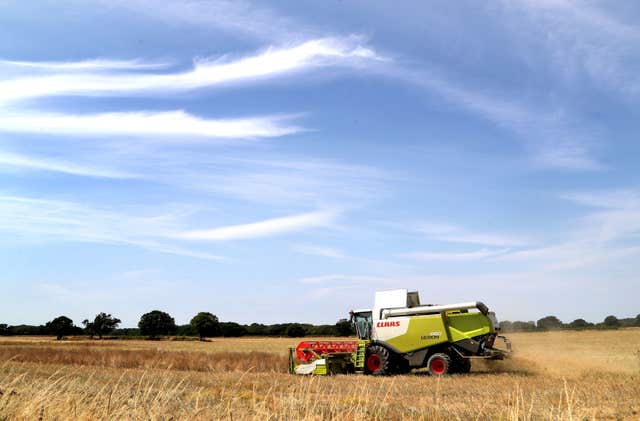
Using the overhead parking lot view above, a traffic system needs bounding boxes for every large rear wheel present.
[365,345,392,375]
[427,353,452,376]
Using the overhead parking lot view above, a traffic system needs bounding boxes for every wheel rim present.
[430,358,446,375]
[366,354,382,372]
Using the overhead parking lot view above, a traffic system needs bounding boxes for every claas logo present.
[376,321,401,328]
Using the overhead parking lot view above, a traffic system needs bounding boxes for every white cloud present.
[562,190,640,210]
[0,195,224,261]
[0,59,170,71]
[299,274,393,284]
[393,66,601,171]
[495,188,640,269]
[570,193,640,244]
[418,222,528,247]
[105,0,303,42]
[0,110,301,139]
[399,248,510,261]
[0,37,381,104]
[0,196,341,252]
[181,156,390,205]
[292,244,345,259]
[0,150,136,179]
[176,210,338,241]
[405,190,640,271]
[502,0,640,95]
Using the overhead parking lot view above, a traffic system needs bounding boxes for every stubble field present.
[0,329,639,420]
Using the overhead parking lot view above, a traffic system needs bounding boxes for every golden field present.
[0,329,639,420]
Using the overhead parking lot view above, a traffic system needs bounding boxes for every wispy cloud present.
[418,222,528,247]
[0,195,224,261]
[299,274,393,285]
[0,58,170,71]
[292,244,345,259]
[502,0,640,95]
[179,152,394,207]
[561,190,640,210]
[569,191,640,244]
[0,110,301,139]
[0,37,381,104]
[0,150,137,179]
[495,188,640,269]
[392,66,601,170]
[176,210,338,241]
[106,0,304,42]
[0,195,346,255]
[398,248,510,261]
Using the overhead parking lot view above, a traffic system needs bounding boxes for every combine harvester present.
[289,289,511,376]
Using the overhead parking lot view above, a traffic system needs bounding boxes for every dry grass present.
[0,329,639,420]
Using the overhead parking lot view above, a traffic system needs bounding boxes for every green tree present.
[536,316,563,331]
[568,318,592,329]
[309,324,336,336]
[138,310,176,339]
[220,322,247,337]
[498,321,514,332]
[190,312,220,339]
[176,324,196,336]
[512,321,536,332]
[83,312,121,339]
[246,323,267,336]
[285,323,306,337]
[46,316,74,340]
[0,323,9,336]
[603,315,619,328]
[335,318,354,336]
[269,324,289,336]
[635,314,640,327]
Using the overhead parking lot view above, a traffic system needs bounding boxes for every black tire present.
[427,353,452,376]
[365,345,392,375]
[451,358,471,374]
[395,357,411,375]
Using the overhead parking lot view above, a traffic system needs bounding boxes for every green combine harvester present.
[289,289,511,375]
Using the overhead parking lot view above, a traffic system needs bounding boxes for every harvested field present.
[0,329,639,420]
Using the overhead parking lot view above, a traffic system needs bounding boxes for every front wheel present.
[427,353,452,376]
[365,345,392,375]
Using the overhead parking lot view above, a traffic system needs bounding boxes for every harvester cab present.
[289,289,511,376]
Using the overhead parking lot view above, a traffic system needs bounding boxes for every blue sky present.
[1,0,639,327]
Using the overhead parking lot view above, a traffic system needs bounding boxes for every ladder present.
[354,339,368,373]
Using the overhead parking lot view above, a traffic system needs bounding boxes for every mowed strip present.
[0,346,287,373]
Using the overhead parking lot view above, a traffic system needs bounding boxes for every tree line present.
[0,310,354,340]
[499,314,640,332]
[2,311,639,339]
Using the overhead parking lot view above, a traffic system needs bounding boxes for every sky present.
[1,0,639,327]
